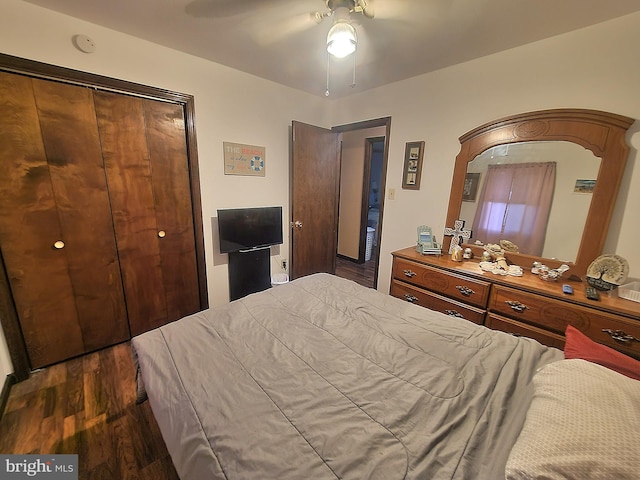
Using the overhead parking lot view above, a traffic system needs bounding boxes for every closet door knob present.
[158,230,166,238]
[53,240,65,249]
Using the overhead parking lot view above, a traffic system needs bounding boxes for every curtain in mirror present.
[471,162,556,256]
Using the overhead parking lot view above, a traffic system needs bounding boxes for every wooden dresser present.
[391,247,640,358]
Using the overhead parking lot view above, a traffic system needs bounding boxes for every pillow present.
[505,359,640,480]
[564,324,640,380]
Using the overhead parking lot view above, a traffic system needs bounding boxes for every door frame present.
[0,53,208,381]
[332,117,391,289]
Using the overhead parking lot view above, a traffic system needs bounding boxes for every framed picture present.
[462,173,480,202]
[401,141,425,190]
[223,142,266,177]
[574,179,596,194]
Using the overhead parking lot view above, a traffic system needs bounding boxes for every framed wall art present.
[574,179,596,194]
[462,173,481,202]
[401,141,425,190]
[223,142,266,177]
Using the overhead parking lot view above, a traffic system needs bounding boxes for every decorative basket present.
[618,281,640,303]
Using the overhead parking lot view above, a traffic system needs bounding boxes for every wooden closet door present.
[94,92,201,336]
[0,73,129,368]
[143,100,201,322]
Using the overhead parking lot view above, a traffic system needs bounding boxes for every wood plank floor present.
[335,250,377,289]
[0,342,178,480]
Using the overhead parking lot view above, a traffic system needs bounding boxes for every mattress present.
[132,273,562,479]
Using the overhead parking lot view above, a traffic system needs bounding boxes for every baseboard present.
[0,373,16,421]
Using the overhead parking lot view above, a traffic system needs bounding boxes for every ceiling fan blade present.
[251,11,320,46]
[364,0,411,20]
[185,0,275,18]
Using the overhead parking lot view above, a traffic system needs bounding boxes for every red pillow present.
[564,325,640,380]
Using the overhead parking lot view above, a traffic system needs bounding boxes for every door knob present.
[158,230,166,238]
[53,240,65,249]
[292,221,303,230]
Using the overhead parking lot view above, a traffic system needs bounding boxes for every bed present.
[132,273,640,479]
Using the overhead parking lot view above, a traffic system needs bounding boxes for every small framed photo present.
[574,179,595,194]
[402,141,425,190]
[462,173,480,202]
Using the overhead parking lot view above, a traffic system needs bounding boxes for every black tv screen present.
[217,206,283,253]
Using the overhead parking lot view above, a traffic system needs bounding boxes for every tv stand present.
[228,247,272,301]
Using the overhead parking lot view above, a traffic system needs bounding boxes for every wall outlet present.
[388,188,396,200]
[281,259,287,270]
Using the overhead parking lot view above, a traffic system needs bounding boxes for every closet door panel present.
[32,80,130,351]
[143,100,200,321]
[0,73,84,368]
[94,92,168,335]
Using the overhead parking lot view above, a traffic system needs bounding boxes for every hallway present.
[335,248,377,289]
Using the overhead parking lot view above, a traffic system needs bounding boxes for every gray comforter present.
[132,273,561,479]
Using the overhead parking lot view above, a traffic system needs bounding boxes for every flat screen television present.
[217,206,283,253]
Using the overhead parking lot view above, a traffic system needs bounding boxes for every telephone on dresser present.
[416,225,442,255]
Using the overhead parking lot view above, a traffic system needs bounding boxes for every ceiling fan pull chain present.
[325,52,331,96]
[351,49,356,88]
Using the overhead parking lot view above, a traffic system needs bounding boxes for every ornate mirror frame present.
[444,109,634,277]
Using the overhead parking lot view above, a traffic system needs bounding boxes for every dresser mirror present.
[444,109,634,277]
[460,140,600,263]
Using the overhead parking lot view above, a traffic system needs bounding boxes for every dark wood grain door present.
[143,99,201,323]
[290,121,341,279]
[0,73,129,368]
[95,92,201,336]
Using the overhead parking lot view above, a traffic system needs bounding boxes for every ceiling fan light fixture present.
[326,20,357,58]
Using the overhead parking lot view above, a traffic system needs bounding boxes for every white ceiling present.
[24,0,640,98]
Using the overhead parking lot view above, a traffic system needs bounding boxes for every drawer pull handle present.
[456,285,475,296]
[602,329,640,344]
[444,309,464,318]
[505,300,529,313]
[402,269,417,278]
[404,294,418,303]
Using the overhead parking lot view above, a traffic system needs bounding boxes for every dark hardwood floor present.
[0,342,178,480]
[335,247,377,289]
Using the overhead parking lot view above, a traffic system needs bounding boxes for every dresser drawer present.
[391,279,486,325]
[486,313,565,349]
[392,258,490,308]
[490,285,640,358]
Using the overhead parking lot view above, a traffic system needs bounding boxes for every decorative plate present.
[586,254,629,290]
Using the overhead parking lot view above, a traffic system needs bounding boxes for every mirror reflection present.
[459,141,600,263]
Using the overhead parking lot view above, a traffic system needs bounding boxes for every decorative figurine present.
[451,245,464,262]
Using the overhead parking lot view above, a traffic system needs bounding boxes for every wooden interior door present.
[0,73,129,368]
[95,92,201,336]
[290,121,341,279]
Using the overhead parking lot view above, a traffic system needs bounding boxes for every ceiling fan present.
[186,0,376,51]
[313,1,375,58]
[184,0,384,94]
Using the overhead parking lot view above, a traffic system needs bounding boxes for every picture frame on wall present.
[574,179,596,194]
[401,141,425,190]
[462,173,481,202]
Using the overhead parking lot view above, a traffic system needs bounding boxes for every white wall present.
[331,12,640,294]
[1,2,639,377]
